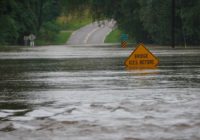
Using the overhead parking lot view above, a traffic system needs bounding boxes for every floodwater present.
[0,45,200,140]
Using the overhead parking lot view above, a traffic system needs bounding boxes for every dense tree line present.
[0,0,62,44]
[90,0,200,45]
[0,0,200,45]
[0,0,90,45]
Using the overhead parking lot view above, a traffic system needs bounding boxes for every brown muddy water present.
[0,45,200,140]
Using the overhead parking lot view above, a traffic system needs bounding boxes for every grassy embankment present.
[0,15,92,51]
[56,17,92,45]
[37,13,92,46]
[105,29,121,43]
[105,28,135,44]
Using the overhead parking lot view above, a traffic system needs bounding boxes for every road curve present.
[67,20,116,45]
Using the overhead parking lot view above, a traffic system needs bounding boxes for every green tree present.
[139,0,172,45]
[91,0,200,45]
[178,0,200,45]
[90,0,151,43]
[0,0,61,45]
[0,0,18,44]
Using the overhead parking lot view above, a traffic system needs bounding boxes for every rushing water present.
[0,45,200,140]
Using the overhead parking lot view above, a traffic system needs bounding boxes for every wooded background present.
[0,0,200,45]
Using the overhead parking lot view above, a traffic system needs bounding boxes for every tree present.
[0,0,61,45]
[139,0,172,45]
[91,0,200,45]
[0,0,18,44]
[90,0,151,43]
[177,0,200,45]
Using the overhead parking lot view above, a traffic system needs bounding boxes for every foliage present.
[105,29,121,43]
[1,0,200,46]
[178,0,200,45]
[139,0,172,45]
[0,0,91,45]
[53,31,71,45]
[38,21,60,42]
[0,0,61,45]
[90,0,200,45]
[57,10,92,31]
[0,15,18,44]
[90,0,151,43]
[105,28,136,43]
[60,0,90,16]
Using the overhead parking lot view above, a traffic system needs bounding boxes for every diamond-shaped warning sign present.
[125,44,159,69]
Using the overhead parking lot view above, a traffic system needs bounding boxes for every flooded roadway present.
[0,45,200,140]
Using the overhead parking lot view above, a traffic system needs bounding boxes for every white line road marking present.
[83,27,100,44]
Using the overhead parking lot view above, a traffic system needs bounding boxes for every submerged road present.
[0,45,200,140]
[67,20,116,45]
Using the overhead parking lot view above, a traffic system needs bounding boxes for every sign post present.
[29,34,36,47]
[125,43,159,69]
[172,0,175,48]
[120,34,128,48]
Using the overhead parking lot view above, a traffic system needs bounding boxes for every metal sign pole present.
[172,0,175,48]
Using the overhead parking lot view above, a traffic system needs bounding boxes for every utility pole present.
[172,0,175,48]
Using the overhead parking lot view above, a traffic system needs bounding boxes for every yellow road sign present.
[125,43,159,69]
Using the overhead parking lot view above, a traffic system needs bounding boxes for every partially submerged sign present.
[125,44,159,69]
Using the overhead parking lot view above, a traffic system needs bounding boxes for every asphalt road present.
[67,20,116,45]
